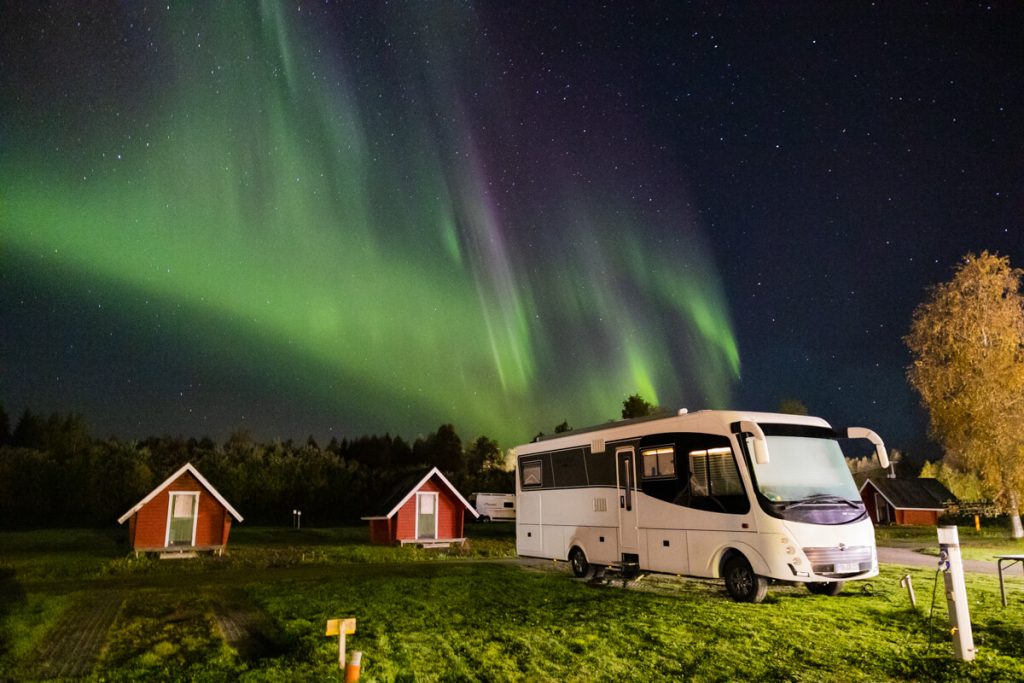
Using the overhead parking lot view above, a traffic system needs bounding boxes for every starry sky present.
[1,2,1021,453]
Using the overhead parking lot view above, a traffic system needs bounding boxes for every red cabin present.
[362,467,478,547]
[117,462,243,556]
[859,477,955,526]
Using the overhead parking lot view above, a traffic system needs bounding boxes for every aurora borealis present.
[2,3,1021,451]
[1,3,738,444]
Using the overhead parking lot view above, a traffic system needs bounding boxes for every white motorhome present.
[473,492,516,521]
[514,409,888,602]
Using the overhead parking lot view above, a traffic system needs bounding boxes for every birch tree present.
[905,251,1024,538]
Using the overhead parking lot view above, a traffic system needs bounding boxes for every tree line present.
[0,407,512,530]
[0,393,657,530]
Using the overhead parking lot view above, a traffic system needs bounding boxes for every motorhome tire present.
[806,581,844,596]
[569,547,589,578]
[723,555,768,603]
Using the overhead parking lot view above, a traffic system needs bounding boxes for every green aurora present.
[1,4,739,444]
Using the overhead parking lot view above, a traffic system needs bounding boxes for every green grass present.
[2,525,1023,681]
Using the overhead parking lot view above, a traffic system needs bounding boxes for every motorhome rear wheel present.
[569,547,589,578]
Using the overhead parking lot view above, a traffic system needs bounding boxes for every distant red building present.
[362,467,478,546]
[117,462,243,556]
[859,477,955,526]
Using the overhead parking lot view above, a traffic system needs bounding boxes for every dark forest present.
[0,405,513,529]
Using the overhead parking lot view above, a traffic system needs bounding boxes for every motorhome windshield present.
[749,429,865,524]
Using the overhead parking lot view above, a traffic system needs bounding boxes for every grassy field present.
[1,523,1023,681]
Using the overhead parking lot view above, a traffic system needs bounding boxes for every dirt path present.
[31,590,124,680]
[877,546,1002,575]
[211,598,285,661]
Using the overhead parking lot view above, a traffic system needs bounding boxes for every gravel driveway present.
[877,546,1002,575]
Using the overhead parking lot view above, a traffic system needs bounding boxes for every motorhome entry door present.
[616,447,640,555]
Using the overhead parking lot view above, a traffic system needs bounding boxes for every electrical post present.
[937,526,975,661]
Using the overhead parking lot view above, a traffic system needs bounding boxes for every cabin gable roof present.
[361,466,478,520]
[117,462,244,524]
[859,477,956,511]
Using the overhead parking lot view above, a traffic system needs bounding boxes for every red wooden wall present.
[895,509,940,525]
[128,472,232,549]
[860,482,941,526]
[368,518,393,544]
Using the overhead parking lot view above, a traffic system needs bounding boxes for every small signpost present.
[325,617,357,671]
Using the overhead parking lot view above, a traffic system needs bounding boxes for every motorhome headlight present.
[785,546,796,555]
[780,537,789,544]
[792,557,802,566]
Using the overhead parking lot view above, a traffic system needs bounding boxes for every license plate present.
[834,562,859,573]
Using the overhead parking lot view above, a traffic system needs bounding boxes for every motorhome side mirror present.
[752,437,769,465]
[843,427,889,469]
[737,420,770,464]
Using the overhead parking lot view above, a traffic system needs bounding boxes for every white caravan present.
[514,409,888,602]
[473,492,516,521]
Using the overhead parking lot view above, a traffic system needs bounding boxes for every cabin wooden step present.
[159,551,198,560]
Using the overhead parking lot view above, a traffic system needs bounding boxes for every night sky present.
[1,2,1021,452]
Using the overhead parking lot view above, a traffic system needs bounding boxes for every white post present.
[937,526,975,661]
[338,630,346,670]
[900,574,916,608]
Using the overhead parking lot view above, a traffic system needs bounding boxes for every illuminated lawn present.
[1,526,1023,681]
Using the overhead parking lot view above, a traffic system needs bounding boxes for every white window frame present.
[165,491,200,547]
[415,492,439,540]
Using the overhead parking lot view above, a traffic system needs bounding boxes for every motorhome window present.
[522,461,543,487]
[585,447,616,486]
[689,452,708,495]
[689,447,742,496]
[641,446,676,479]
[503,502,514,508]
[551,449,588,487]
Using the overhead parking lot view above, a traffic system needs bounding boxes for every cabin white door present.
[166,492,198,547]
[416,492,438,539]
[616,446,640,556]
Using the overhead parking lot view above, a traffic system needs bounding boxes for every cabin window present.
[641,445,676,479]
[522,460,543,487]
